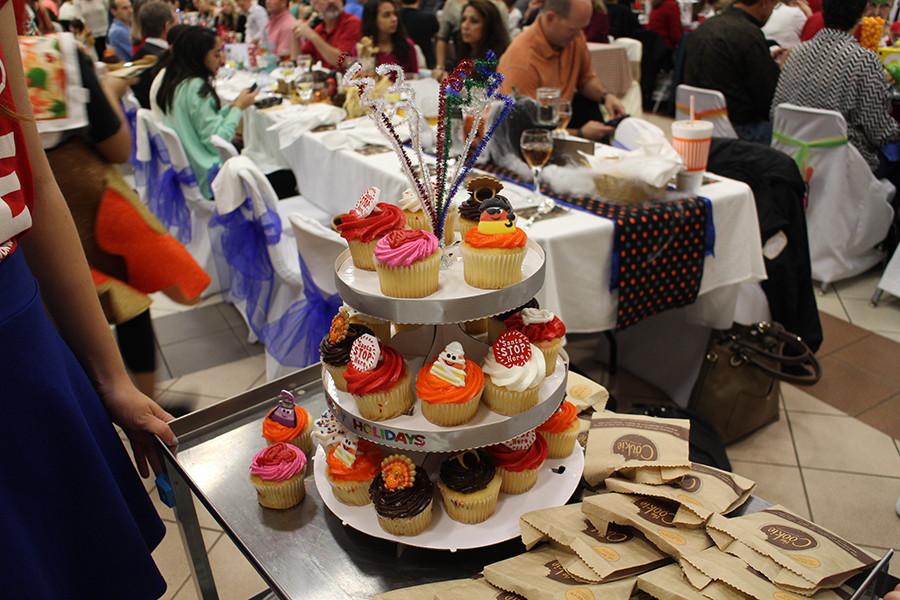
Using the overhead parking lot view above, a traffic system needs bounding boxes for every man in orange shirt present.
[498,0,626,141]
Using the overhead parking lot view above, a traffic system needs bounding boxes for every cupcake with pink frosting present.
[249,442,307,509]
[374,229,441,298]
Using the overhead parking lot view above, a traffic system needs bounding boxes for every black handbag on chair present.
[688,321,821,445]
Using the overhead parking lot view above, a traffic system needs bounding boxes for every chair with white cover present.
[155,121,229,296]
[675,84,738,139]
[771,103,895,286]
[873,246,900,305]
[210,134,239,163]
[212,157,339,380]
[289,213,348,296]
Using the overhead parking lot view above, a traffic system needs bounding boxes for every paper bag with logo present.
[565,372,609,413]
[376,575,514,600]
[605,463,756,527]
[637,564,721,600]
[483,545,638,600]
[705,507,877,594]
[581,493,713,558]
[520,503,670,581]
[679,547,851,600]
[584,414,691,486]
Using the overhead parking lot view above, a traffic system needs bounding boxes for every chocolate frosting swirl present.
[459,197,482,221]
[494,298,540,322]
[369,466,434,519]
[440,450,496,493]
[319,323,374,366]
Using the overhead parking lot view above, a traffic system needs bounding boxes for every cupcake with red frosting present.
[462,196,527,289]
[336,189,405,271]
[325,438,383,506]
[416,342,485,426]
[487,430,548,494]
[504,308,566,377]
[261,390,313,455]
[536,401,579,458]
[374,229,441,298]
[249,442,307,509]
[345,333,413,420]
[488,298,539,344]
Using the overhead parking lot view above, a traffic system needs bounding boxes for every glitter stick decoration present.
[342,52,512,243]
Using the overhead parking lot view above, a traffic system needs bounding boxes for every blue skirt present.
[0,251,167,599]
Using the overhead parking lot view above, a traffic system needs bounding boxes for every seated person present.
[647,0,682,49]
[292,0,362,69]
[238,0,269,44]
[772,0,900,174]
[266,0,297,59]
[583,0,609,43]
[684,0,784,144]
[156,26,258,199]
[107,0,134,60]
[132,0,175,108]
[433,0,508,77]
[217,0,246,34]
[399,0,438,68]
[361,0,419,74]
[497,0,626,142]
[456,0,510,61]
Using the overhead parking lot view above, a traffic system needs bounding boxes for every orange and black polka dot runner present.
[476,163,715,330]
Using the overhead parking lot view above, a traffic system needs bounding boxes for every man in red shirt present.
[293,0,362,69]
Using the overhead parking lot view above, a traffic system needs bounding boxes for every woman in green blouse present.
[156,26,257,199]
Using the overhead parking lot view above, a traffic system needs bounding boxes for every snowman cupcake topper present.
[267,390,297,428]
[430,341,466,387]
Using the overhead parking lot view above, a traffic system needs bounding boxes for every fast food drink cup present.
[672,120,714,194]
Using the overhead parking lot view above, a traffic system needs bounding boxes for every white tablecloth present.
[271,116,766,333]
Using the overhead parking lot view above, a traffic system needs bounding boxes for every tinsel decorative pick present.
[342,53,513,243]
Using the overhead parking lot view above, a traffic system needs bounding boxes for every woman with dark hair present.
[156,25,257,198]
[362,0,419,75]
[456,0,509,62]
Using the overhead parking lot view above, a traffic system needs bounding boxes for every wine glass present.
[520,128,555,214]
[556,100,572,137]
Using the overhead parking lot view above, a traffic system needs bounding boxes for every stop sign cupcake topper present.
[350,333,381,371]
[493,330,532,368]
[351,186,380,218]
[504,430,536,451]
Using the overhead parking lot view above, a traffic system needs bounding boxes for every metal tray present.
[159,365,897,600]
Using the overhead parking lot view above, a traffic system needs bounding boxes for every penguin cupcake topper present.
[477,196,516,235]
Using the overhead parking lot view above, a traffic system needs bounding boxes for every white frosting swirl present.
[521,308,555,325]
[482,343,546,392]
[399,189,423,213]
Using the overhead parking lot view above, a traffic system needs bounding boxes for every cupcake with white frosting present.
[398,188,458,245]
[481,330,546,416]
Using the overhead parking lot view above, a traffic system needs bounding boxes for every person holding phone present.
[156,26,258,199]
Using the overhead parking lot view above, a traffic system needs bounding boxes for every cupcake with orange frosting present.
[369,454,435,536]
[458,175,503,239]
[325,438,383,506]
[536,401,580,458]
[462,196,527,289]
[374,229,441,298]
[482,330,546,416]
[345,333,413,420]
[249,442,307,509]
[416,342,485,426]
[261,390,313,455]
[336,189,405,270]
[487,430,548,494]
[504,308,566,377]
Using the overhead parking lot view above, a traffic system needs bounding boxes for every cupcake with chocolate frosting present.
[458,175,503,239]
[320,308,375,392]
[437,449,501,524]
[487,430,548,494]
[488,297,539,344]
[504,308,566,377]
[369,455,434,536]
[345,333,413,420]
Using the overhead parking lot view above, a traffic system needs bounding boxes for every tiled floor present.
[141,266,900,598]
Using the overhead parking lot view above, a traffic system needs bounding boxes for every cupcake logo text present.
[350,419,426,447]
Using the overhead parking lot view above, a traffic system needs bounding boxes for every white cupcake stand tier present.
[318,235,584,550]
[313,445,584,551]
